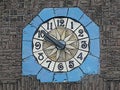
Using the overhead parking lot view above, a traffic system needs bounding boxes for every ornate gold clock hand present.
[41,30,66,50]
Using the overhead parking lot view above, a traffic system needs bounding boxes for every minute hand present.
[41,30,65,50]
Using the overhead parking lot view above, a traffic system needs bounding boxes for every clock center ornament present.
[43,27,79,61]
[22,7,100,82]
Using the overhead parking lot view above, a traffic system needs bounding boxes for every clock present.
[22,7,100,82]
[33,17,89,72]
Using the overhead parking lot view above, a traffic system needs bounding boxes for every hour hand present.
[41,30,65,50]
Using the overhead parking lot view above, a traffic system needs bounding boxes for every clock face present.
[32,17,89,72]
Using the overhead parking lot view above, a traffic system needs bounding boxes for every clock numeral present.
[38,31,41,38]
[69,61,74,68]
[77,52,83,60]
[78,29,84,37]
[58,63,64,70]
[81,41,87,49]
[46,60,51,68]
[38,53,44,60]
[47,22,53,30]
[38,31,44,38]
[57,19,65,27]
[71,22,73,29]
[35,42,41,50]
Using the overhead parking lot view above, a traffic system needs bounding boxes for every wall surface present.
[0,0,120,90]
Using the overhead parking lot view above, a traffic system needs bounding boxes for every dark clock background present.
[0,0,120,90]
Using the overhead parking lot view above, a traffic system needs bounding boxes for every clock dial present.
[33,17,89,72]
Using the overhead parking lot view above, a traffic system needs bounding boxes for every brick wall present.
[0,0,120,90]
[0,75,120,90]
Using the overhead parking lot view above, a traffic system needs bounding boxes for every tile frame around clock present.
[22,7,100,82]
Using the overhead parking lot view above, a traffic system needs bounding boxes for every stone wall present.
[0,0,120,90]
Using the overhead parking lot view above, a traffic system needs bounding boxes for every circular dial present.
[32,17,90,72]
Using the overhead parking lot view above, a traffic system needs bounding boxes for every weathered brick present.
[0,0,120,90]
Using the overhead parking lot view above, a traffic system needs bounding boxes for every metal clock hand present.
[41,30,65,50]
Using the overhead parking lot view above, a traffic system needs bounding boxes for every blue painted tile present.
[67,67,84,82]
[80,55,100,74]
[79,14,92,27]
[22,56,42,75]
[90,39,100,58]
[22,41,32,59]
[30,16,43,28]
[54,8,68,17]
[37,68,54,82]
[23,24,36,41]
[86,22,100,39]
[53,73,67,82]
[67,8,83,21]
[38,8,54,22]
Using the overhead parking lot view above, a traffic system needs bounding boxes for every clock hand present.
[41,30,65,50]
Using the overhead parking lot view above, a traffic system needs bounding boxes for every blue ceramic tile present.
[38,8,54,22]
[22,56,42,75]
[22,41,32,59]
[86,22,100,39]
[30,16,43,28]
[54,8,68,17]
[67,8,83,21]
[67,67,84,82]
[80,55,100,74]
[79,14,92,27]
[53,73,67,82]
[37,68,54,82]
[90,39,100,58]
[23,24,36,41]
